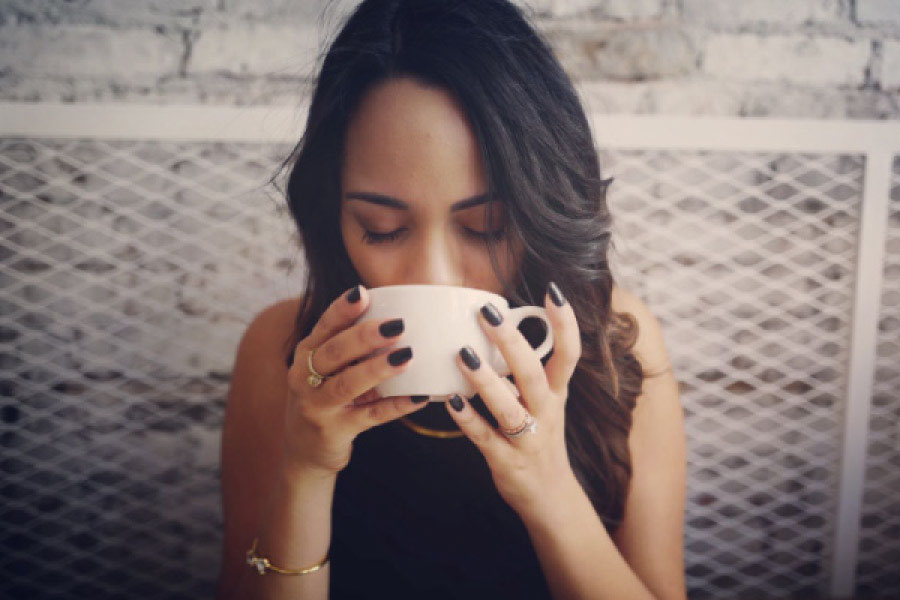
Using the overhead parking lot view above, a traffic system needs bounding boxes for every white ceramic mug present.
[361,285,554,400]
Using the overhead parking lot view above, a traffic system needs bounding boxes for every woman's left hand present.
[445,282,583,524]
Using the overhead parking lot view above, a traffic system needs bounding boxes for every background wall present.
[0,0,898,119]
[1,1,898,599]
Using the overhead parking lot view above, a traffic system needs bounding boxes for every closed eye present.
[462,226,507,242]
[361,228,406,244]
[361,226,507,245]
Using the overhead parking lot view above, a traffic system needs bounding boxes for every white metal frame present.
[1,102,897,597]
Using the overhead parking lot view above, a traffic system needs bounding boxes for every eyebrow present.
[344,192,490,212]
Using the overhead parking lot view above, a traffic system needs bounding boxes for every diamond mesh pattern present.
[602,149,862,599]
[0,135,891,599]
[854,155,900,598]
[0,138,300,599]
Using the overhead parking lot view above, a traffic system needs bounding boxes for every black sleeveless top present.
[329,398,553,599]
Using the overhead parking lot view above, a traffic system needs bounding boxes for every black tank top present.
[329,398,553,599]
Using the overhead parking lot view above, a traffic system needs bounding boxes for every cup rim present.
[367,284,505,300]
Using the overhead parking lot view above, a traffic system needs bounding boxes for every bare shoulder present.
[245,295,305,357]
[610,285,672,378]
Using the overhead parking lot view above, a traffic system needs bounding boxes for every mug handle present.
[490,306,554,377]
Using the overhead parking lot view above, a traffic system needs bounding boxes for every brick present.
[856,0,900,26]
[515,0,662,19]
[0,0,217,28]
[845,88,900,118]
[549,25,697,81]
[639,81,746,115]
[514,0,602,17]
[218,0,356,23]
[575,80,650,114]
[883,40,900,88]
[0,24,180,79]
[737,84,850,117]
[603,0,664,20]
[189,23,321,76]
[703,34,870,86]
[577,80,746,116]
[683,0,841,27]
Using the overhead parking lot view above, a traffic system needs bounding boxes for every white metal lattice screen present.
[604,149,860,599]
[854,155,900,596]
[0,108,897,599]
[0,137,302,599]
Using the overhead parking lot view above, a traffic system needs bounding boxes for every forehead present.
[341,77,487,211]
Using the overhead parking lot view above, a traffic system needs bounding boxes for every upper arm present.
[610,286,687,600]
[215,297,302,598]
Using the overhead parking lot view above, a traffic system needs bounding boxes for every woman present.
[217,0,686,598]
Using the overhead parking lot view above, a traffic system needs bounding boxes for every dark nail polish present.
[379,318,404,338]
[459,346,480,370]
[449,394,465,412]
[411,395,429,404]
[548,281,566,307]
[347,285,361,303]
[388,346,413,366]
[481,302,503,326]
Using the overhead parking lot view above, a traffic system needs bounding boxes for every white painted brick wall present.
[218,0,358,23]
[883,40,900,88]
[703,34,871,86]
[856,0,900,26]
[516,0,665,19]
[0,24,181,79]
[190,24,321,76]
[0,0,897,118]
[683,0,842,27]
[547,24,697,80]
[0,0,218,28]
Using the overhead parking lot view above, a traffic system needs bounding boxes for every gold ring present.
[307,347,326,388]
[500,412,538,439]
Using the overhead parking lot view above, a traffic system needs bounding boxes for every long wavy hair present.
[278,0,643,532]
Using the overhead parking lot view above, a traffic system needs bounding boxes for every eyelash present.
[361,226,507,245]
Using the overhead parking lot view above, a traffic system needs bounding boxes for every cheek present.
[462,242,521,292]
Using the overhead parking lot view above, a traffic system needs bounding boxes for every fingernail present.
[347,285,361,303]
[388,347,413,366]
[449,394,465,412]
[548,281,566,307]
[480,302,503,326]
[411,395,429,404]
[379,318,404,338]
[459,346,480,370]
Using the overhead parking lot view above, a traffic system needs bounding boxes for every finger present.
[444,393,510,464]
[478,301,551,414]
[501,377,521,399]
[457,345,530,439]
[294,285,368,365]
[313,317,406,377]
[316,346,414,408]
[542,282,581,398]
[351,394,430,429]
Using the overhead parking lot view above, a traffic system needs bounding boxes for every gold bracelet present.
[245,537,330,575]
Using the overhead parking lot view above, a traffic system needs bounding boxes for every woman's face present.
[340,77,521,294]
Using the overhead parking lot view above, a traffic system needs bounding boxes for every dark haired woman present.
[217,1,686,598]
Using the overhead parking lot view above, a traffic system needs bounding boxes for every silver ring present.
[307,347,326,388]
[500,412,538,438]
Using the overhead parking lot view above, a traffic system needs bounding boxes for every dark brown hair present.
[277,0,644,532]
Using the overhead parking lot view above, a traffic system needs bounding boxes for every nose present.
[407,231,464,287]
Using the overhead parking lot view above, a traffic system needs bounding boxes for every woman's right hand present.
[281,285,426,478]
